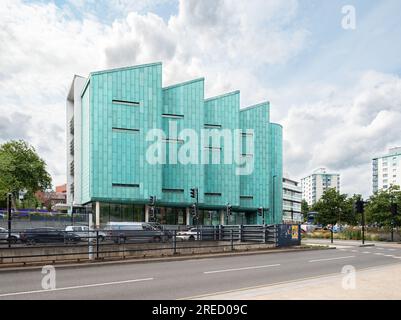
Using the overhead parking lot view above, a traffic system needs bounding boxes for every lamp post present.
[272,175,277,224]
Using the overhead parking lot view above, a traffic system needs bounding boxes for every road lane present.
[0,246,400,300]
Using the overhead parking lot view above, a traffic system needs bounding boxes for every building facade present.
[66,62,283,227]
[35,184,67,211]
[301,168,340,206]
[373,147,401,193]
[282,177,302,223]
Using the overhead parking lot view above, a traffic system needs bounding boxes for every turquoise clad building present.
[66,62,283,227]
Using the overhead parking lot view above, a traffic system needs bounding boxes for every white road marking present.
[204,264,280,274]
[388,249,396,251]
[0,277,154,298]
[393,256,401,259]
[384,255,394,257]
[362,252,371,254]
[350,250,358,252]
[308,256,355,263]
[376,248,384,250]
[374,253,384,255]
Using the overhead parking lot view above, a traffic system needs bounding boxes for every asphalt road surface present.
[0,242,400,300]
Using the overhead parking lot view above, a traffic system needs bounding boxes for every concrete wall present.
[0,241,276,266]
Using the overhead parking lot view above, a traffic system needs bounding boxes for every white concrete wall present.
[66,76,87,208]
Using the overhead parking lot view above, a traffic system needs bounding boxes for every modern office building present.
[373,147,401,193]
[66,62,283,227]
[282,177,302,223]
[301,168,340,206]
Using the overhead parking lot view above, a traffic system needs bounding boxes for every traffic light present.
[190,188,198,199]
[257,207,263,216]
[226,204,232,216]
[355,200,364,214]
[150,206,156,221]
[391,203,398,217]
[149,196,156,206]
[191,204,197,217]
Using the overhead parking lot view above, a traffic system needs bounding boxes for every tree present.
[301,200,309,222]
[312,188,353,226]
[365,185,401,229]
[0,140,52,207]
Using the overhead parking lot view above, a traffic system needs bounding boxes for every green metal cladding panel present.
[76,62,283,225]
[270,123,283,224]
[161,79,205,205]
[239,103,270,224]
[87,63,163,203]
[204,92,240,208]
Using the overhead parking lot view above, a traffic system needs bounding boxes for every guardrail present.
[0,225,301,266]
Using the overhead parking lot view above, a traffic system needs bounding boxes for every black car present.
[20,227,81,245]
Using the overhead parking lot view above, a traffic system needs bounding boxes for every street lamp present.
[272,175,277,224]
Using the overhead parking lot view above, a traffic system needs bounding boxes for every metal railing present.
[0,225,300,266]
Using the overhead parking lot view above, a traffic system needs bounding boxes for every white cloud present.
[281,70,401,197]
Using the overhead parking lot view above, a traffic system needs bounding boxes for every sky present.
[1,0,401,198]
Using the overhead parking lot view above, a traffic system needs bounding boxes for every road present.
[0,241,400,300]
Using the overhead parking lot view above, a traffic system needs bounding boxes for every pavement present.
[193,263,401,300]
[0,239,400,300]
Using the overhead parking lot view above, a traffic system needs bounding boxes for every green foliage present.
[0,140,52,204]
[301,199,309,222]
[312,188,357,226]
[365,185,401,229]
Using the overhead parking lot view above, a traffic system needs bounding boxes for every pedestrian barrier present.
[0,224,300,266]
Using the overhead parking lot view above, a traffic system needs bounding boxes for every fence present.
[0,224,301,266]
[0,214,88,230]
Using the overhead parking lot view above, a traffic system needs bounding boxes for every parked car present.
[176,228,200,241]
[65,226,107,242]
[0,227,20,244]
[104,222,170,244]
[20,227,81,245]
[147,222,173,239]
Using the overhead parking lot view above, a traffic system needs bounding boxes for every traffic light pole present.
[362,210,365,245]
[356,199,366,246]
[7,193,12,248]
[196,189,199,230]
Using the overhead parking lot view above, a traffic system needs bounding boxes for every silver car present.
[0,227,20,244]
[65,226,107,242]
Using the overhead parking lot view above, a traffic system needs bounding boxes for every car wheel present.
[27,238,36,246]
[98,236,105,242]
[153,236,161,243]
[189,235,195,241]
